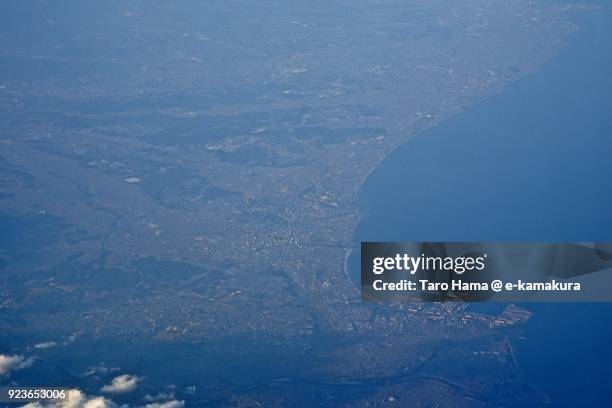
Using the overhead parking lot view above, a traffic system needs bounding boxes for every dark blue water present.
[350,3,612,407]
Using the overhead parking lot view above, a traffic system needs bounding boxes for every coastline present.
[340,60,568,291]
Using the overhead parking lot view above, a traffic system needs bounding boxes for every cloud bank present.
[21,389,118,408]
[100,375,140,394]
[0,354,34,376]
[21,388,184,408]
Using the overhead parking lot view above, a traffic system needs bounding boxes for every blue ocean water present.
[350,3,612,406]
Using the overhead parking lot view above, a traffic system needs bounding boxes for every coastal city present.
[0,0,602,406]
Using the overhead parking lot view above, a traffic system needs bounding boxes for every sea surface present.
[350,2,612,406]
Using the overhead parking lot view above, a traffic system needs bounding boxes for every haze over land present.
[0,0,594,405]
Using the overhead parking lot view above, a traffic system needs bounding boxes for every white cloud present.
[0,354,34,376]
[141,388,182,408]
[100,374,140,394]
[33,342,58,350]
[144,401,184,408]
[20,388,183,408]
[21,389,118,408]
[17,384,183,408]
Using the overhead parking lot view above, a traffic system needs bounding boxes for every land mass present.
[0,0,591,404]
